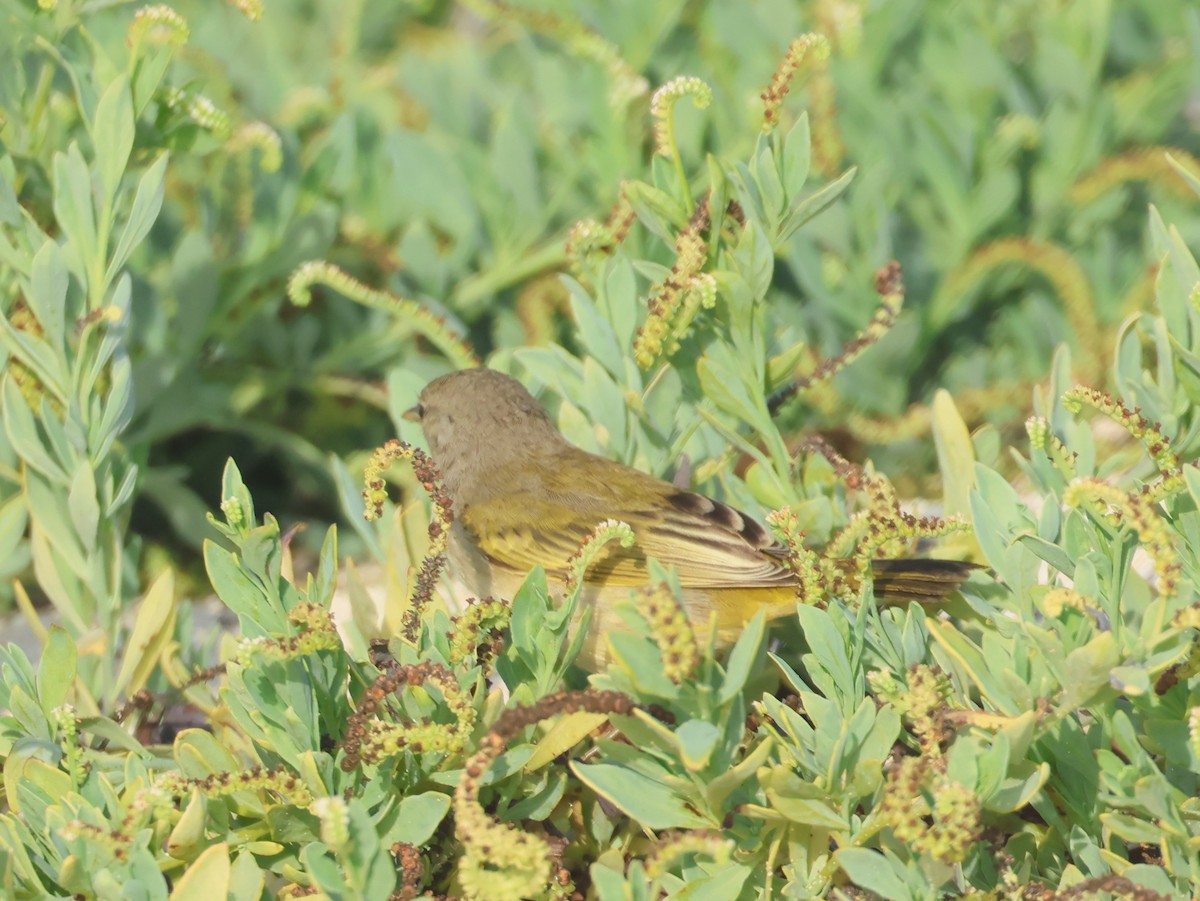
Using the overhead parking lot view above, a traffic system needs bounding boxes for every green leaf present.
[0,160,19,226]
[508,567,551,667]
[986,760,1049,813]
[671,863,752,901]
[171,844,231,901]
[27,240,68,352]
[571,761,713,830]
[1059,631,1119,712]
[779,113,812,198]
[581,356,627,453]
[1015,534,1075,578]
[52,146,98,283]
[719,609,764,703]
[3,376,68,487]
[0,315,68,405]
[526,712,610,771]
[750,136,785,221]
[777,166,855,245]
[566,278,624,377]
[106,153,168,285]
[762,768,845,829]
[607,628,680,700]
[67,462,100,552]
[36,626,76,716]
[386,792,452,847]
[927,619,1019,714]
[623,179,686,242]
[705,736,773,812]
[932,389,976,516]
[729,219,774,301]
[601,259,639,350]
[203,541,273,635]
[93,76,135,207]
[675,720,721,772]
[1167,152,1200,196]
[114,568,177,698]
[835,848,913,901]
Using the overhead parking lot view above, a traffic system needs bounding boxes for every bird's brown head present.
[406,368,566,502]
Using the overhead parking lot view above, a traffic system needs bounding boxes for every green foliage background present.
[2,0,1200,898]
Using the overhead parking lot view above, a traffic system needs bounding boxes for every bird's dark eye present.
[416,404,426,418]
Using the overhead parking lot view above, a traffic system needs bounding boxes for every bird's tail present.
[868,558,980,602]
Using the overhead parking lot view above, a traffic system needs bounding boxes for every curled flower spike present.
[768,260,904,416]
[311,797,350,850]
[1062,386,1184,498]
[129,5,189,47]
[877,756,981,865]
[288,261,478,370]
[158,764,312,806]
[340,660,476,770]
[633,203,711,369]
[59,821,133,860]
[363,439,453,641]
[764,507,822,603]
[1026,416,1078,479]
[164,88,231,137]
[448,596,511,667]
[921,780,982,863]
[227,0,263,21]
[1040,587,1091,617]
[54,706,87,788]
[793,434,968,598]
[1063,477,1180,596]
[454,690,648,901]
[462,0,646,107]
[235,626,340,666]
[869,665,952,755]
[640,582,698,683]
[234,603,343,667]
[1069,147,1200,206]
[935,238,1102,381]
[822,460,968,583]
[650,76,712,209]
[393,842,425,898]
[814,0,863,53]
[806,62,843,175]
[564,519,636,595]
[761,34,831,132]
[651,76,712,157]
[566,184,637,272]
[219,496,248,532]
[228,122,282,172]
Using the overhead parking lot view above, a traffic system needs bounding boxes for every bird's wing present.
[458,449,795,588]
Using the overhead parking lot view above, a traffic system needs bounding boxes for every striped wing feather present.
[459,449,795,588]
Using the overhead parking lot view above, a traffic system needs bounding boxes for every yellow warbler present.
[406,368,974,667]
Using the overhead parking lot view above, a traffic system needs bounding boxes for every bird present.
[405,367,975,668]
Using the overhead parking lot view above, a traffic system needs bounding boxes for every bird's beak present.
[402,405,422,423]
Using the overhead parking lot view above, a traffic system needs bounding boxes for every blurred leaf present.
[572,761,713,830]
[93,76,134,207]
[106,154,168,286]
[35,627,76,717]
[113,568,176,699]
[835,849,913,901]
[525,712,609,772]
[170,842,231,900]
